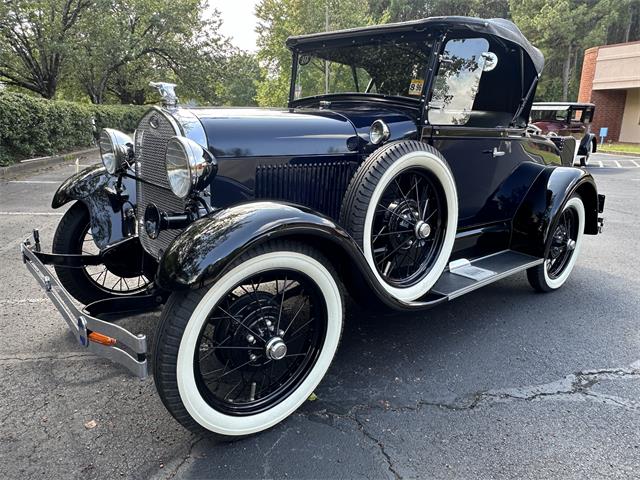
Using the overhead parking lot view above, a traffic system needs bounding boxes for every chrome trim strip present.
[21,240,148,379]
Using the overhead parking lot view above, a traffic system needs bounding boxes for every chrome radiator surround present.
[135,108,186,260]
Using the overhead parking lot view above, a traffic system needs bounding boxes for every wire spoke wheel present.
[194,269,327,416]
[370,168,446,287]
[79,224,150,295]
[546,206,578,279]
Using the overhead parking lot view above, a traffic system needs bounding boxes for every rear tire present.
[153,241,344,438]
[527,195,585,292]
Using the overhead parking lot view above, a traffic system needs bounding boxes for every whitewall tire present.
[527,195,585,292]
[153,241,343,437]
[340,141,458,302]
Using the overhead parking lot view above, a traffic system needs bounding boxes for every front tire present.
[153,241,343,438]
[52,202,151,304]
[527,195,585,292]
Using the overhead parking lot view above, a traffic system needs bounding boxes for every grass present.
[598,142,640,155]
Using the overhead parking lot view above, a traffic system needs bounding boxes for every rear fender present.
[155,201,445,311]
[511,166,601,257]
[52,165,137,249]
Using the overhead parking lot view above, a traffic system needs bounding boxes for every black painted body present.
[48,19,605,311]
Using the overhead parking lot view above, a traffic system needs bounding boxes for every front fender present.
[156,201,446,311]
[52,165,137,249]
[578,133,596,155]
[512,166,600,257]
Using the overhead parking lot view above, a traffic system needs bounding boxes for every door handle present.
[483,147,506,158]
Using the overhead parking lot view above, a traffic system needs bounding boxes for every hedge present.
[0,92,147,166]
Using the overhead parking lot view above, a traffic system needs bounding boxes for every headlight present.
[98,128,133,174]
[369,120,390,145]
[165,136,217,199]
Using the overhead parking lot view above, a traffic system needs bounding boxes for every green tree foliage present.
[217,52,263,106]
[0,0,92,98]
[511,0,639,101]
[71,0,229,104]
[255,0,382,106]
[256,0,638,105]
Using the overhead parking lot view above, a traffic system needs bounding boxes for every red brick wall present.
[591,90,627,142]
[578,47,598,103]
[578,45,627,141]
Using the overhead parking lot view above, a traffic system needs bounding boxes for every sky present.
[208,0,261,52]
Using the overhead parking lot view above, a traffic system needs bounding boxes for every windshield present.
[292,37,433,101]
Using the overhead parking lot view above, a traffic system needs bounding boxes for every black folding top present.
[286,16,544,74]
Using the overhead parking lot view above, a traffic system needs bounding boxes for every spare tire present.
[340,141,458,302]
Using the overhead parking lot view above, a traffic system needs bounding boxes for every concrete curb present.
[0,147,100,180]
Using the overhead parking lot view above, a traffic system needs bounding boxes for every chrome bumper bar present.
[20,235,148,379]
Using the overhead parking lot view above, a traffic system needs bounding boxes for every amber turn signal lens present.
[88,332,117,346]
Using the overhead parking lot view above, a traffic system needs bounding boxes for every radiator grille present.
[136,110,185,259]
[255,160,357,220]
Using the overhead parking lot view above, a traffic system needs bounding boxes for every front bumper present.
[20,233,148,379]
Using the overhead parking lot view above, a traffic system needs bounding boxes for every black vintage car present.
[21,16,605,438]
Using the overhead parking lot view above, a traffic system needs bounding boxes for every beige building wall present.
[620,88,640,143]
[592,42,640,91]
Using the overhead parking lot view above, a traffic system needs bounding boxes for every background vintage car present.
[21,16,604,439]
[530,102,598,166]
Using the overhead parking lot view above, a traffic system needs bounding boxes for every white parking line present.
[614,160,622,168]
[8,180,59,184]
[632,160,640,168]
[0,212,63,216]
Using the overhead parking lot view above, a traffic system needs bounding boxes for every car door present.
[422,37,530,230]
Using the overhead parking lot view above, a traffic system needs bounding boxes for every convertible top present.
[286,16,544,74]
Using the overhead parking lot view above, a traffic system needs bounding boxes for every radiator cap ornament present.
[149,81,178,108]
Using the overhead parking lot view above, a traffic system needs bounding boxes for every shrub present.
[0,92,146,166]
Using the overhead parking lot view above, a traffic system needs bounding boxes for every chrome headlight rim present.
[369,119,390,145]
[165,136,217,199]
[98,128,133,175]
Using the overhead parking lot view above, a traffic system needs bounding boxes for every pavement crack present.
[352,413,402,480]
[164,434,203,479]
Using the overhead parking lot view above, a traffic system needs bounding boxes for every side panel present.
[52,165,137,249]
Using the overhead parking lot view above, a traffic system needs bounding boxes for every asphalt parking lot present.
[1,151,639,479]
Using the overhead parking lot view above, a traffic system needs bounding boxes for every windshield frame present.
[287,33,440,107]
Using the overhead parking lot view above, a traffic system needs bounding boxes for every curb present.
[0,147,100,180]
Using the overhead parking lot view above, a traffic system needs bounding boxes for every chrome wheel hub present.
[265,337,287,360]
[415,220,432,240]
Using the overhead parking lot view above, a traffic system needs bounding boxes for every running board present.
[431,250,543,300]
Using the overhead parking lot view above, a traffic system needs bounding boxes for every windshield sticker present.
[408,79,424,96]
[299,54,311,66]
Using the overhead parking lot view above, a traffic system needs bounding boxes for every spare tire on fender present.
[339,141,458,302]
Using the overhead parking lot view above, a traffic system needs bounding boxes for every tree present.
[510,0,629,102]
[0,0,91,98]
[255,0,382,107]
[217,52,263,106]
[72,0,228,104]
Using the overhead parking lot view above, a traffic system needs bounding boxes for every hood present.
[189,108,359,158]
